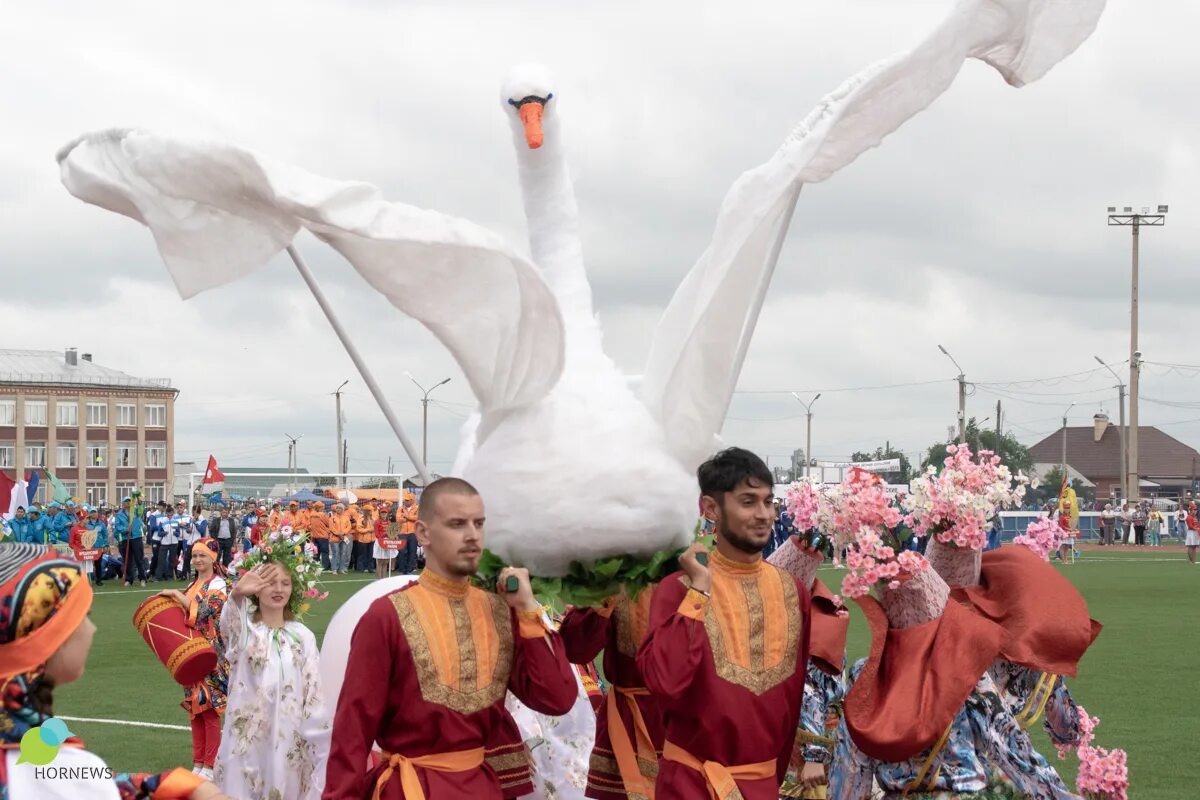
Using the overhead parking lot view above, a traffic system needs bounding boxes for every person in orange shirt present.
[307,501,333,571]
[396,493,420,574]
[282,501,307,532]
[330,503,354,575]
[267,502,285,530]
[352,504,377,573]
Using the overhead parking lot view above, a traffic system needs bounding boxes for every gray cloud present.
[3,0,1198,480]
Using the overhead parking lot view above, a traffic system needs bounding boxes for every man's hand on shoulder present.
[679,542,712,594]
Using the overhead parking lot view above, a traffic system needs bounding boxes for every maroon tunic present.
[323,571,579,799]
[637,553,811,800]
[560,586,665,800]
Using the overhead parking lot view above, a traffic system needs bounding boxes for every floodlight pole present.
[334,380,349,484]
[1107,206,1167,501]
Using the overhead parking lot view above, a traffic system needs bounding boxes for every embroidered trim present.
[703,565,800,695]
[391,588,513,714]
[451,598,478,690]
[485,750,531,771]
[419,569,471,598]
[614,588,653,657]
[499,775,532,790]
[745,578,766,673]
[710,550,763,574]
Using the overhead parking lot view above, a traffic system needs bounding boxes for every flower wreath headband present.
[229,527,327,619]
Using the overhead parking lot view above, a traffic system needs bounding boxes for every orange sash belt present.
[663,740,775,800]
[372,746,485,800]
[607,685,658,799]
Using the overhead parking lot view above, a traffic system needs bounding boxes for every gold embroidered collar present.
[419,569,471,598]
[710,550,763,575]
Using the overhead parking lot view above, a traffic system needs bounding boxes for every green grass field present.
[58,550,1198,798]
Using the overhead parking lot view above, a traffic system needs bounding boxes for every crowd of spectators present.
[1,492,423,586]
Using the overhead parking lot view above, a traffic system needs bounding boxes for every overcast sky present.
[3,1,1197,481]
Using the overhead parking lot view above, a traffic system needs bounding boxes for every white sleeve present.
[220,594,250,658]
[6,748,120,800]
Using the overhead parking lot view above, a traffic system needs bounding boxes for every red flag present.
[0,473,17,518]
[202,456,225,489]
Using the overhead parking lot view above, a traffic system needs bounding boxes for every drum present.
[132,596,217,686]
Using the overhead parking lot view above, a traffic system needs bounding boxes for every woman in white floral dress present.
[215,540,332,800]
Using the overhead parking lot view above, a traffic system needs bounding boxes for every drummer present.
[156,538,230,779]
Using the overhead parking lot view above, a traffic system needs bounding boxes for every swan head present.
[501,64,556,150]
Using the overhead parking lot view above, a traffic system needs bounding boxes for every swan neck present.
[512,119,602,354]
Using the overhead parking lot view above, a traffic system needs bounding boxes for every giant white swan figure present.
[58,0,1105,577]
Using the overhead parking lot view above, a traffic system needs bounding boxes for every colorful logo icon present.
[17,718,73,765]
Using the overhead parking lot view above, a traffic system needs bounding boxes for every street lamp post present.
[1107,205,1167,501]
[938,345,966,442]
[791,393,821,477]
[1061,402,1076,485]
[284,433,303,494]
[406,373,451,470]
[1094,356,1127,501]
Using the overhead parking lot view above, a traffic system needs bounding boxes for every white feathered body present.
[463,358,695,576]
[459,73,695,574]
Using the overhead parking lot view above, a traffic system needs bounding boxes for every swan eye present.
[510,94,551,109]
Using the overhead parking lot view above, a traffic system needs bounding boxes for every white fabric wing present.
[318,575,417,709]
[57,129,301,299]
[640,0,1105,469]
[58,129,564,413]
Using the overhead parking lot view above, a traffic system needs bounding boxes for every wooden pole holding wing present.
[285,245,432,483]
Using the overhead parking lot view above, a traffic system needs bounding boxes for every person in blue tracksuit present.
[765,500,796,558]
[24,508,50,544]
[146,501,169,581]
[47,501,73,544]
[84,506,110,586]
[3,507,31,542]
[113,496,149,586]
[240,506,260,554]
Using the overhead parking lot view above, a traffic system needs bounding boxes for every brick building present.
[0,348,178,507]
[1028,413,1200,499]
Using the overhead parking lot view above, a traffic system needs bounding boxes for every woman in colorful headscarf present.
[157,538,229,780]
[0,543,232,799]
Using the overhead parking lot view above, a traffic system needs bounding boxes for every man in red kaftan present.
[637,447,812,800]
[323,477,579,800]
[560,584,665,799]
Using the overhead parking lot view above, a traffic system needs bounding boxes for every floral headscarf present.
[229,529,327,619]
[0,544,91,746]
[190,537,227,578]
[0,545,207,800]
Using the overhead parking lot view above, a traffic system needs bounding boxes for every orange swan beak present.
[519,101,545,150]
